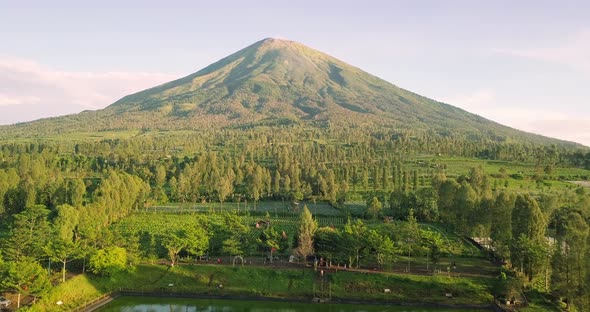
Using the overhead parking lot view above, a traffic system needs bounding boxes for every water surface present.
[98,296,488,312]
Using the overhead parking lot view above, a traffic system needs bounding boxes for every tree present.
[436,178,460,226]
[468,166,485,193]
[258,227,280,263]
[221,238,243,260]
[402,209,420,272]
[430,244,442,269]
[552,210,589,308]
[512,194,546,242]
[454,181,479,234]
[161,225,209,266]
[367,229,396,270]
[389,190,408,219]
[89,246,128,276]
[361,167,369,191]
[53,204,80,241]
[295,205,317,264]
[153,164,168,203]
[513,234,551,281]
[490,191,514,260]
[168,176,179,202]
[511,194,547,278]
[421,230,444,271]
[415,187,439,221]
[154,164,167,189]
[342,218,367,268]
[248,166,264,209]
[66,178,86,207]
[5,205,51,261]
[1,259,50,308]
[216,173,235,211]
[314,227,341,265]
[272,170,281,196]
[366,196,382,219]
[162,232,186,267]
[44,238,80,282]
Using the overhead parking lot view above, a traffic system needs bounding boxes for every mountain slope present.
[106,38,492,131]
[0,38,582,147]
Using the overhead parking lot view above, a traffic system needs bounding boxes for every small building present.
[255,220,270,228]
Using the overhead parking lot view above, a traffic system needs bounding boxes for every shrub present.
[89,247,128,276]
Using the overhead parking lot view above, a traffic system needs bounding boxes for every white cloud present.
[494,30,590,74]
[441,89,496,110]
[0,95,41,107]
[0,55,177,124]
[527,118,590,146]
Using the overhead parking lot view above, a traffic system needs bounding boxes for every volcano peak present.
[1,38,578,148]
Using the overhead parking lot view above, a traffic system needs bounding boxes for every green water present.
[97,296,488,312]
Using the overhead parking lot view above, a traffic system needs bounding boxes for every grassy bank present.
[30,264,494,311]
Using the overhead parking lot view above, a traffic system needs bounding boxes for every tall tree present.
[490,191,514,260]
[402,209,420,272]
[552,210,589,309]
[296,205,317,264]
[216,170,235,211]
[342,218,367,268]
[512,194,546,242]
[511,194,546,277]
[53,204,80,241]
[367,196,383,219]
[5,205,51,260]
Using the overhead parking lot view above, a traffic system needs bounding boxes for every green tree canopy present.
[89,246,128,276]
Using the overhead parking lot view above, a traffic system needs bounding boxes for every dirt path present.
[570,180,590,187]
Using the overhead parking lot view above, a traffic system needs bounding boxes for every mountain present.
[0,38,582,147]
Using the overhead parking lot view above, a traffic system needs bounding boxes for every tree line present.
[0,126,588,309]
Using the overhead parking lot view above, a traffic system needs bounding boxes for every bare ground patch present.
[570,181,590,187]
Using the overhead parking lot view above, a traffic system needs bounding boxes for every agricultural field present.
[150,200,343,216]
[412,156,590,192]
[116,203,497,278]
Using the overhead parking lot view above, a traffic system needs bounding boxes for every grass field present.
[150,200,343,216]
[412,156,590,192]
[30,264,495,311]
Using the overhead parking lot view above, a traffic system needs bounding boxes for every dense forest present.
[0,125,590,310]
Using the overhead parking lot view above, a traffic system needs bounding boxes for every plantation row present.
[113,209,478,267]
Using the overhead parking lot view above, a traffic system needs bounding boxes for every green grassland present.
[411,156,590,192]
[31,264,495,311]
[151,200,343,216]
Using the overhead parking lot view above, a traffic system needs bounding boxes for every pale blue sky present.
[1,0,589,145]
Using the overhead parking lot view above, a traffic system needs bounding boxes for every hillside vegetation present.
[0,38,589,311]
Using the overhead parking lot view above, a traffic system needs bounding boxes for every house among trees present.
[255,220,270,229]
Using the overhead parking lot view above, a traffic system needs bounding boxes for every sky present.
[1,0,589,146]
